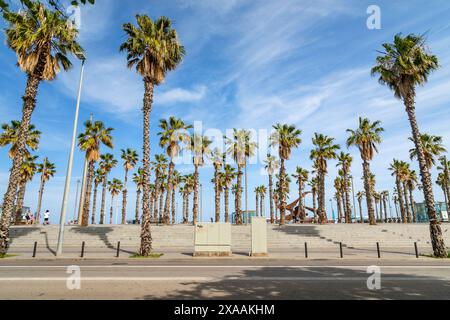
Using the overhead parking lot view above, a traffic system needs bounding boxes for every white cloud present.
[156,86,207,105]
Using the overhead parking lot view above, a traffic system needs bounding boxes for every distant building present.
[232,210,257,224]
[414,202,448,222]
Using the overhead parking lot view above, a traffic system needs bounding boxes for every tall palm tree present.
[182,174,195,223]
[255,187,260,217]
[270,124,302,225]
[406,170,418,223]
[264,155,280,224]
[381,191,389,222]
[225,129,257,225]
[108,179,123,225]
[310,133,340,224]
[211,148,224,222]
[356,191,365,223]
[99,153,118,224]
[0,121,40,159]
[389,159,408,223]
[334,177,344,223]
[158,117,191,224]
[347,118,384,225]
[132,168,145,224]
[91,168,104,225]
[78,121,114,227]
[409,134,446,170]
[337,152,353,224]
[15,154,38,224]
[186,134,212,225]
[220,164,237,223]
[36,158,56,224]
[0,2,84,254]
[372,33,447,257]
[120,14,185,256]
[292,167,309,222]
[120,148,139,224]
[259,185,267,217]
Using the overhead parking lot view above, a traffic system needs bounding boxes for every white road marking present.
[1,265,450,269]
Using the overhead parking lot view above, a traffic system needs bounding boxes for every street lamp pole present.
[329,198,335,223]
[56,60,85,256]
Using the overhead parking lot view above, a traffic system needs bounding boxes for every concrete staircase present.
[8,224,450,253]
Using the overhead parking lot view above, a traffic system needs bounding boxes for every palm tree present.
[259,186,267,217]
[0,121,41,159]
[255,187,260,217]
[347,118,384,225]
[436,173,449,215]
[264,155,280,224]
[270,124,302,225]
[334,177,343,223]
[225,129,258,225]
[15,154,38,224]
[409,134,446,170]
[36,158,56,224]
[132,168,145,224]
[406,170,418,223]
[220,164,237,223]
[91,168,104,225]
[337,152,353,223]
[99,154,118,224]
[356,191,365,223]
[120,14,185,256]
[211,148,225,222]
[182,174,195,223]
[78,121,114,227]
[292,167,309,222]
[310,133,340,224]
[120,148,139,224]
[389,160,407,223]
[187,134,212,225]
[0,2,84,254]
[372,33,447,257]
[108,179,123,225]
[158,117,191,224]
[381,191,389,222]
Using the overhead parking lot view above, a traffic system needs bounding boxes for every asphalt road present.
[1,259,450,300]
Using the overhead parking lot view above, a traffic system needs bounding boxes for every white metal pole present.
[56,60,85,256]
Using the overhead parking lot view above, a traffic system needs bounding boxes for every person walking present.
[43,210,50,225]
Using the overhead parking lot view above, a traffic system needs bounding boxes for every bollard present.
[116,241,121,258]
[304,242,308,259]
[80,241,85,258]
[376,242,381,259]
[339,242,343,259]
[414,242,419,259]
[32,241,37,258]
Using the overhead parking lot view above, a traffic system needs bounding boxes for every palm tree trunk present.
[340,193,346,223]
[236,166,243,225]
[159,188,164,223]
[153,173,160,224]
[358,198,363,223]
[317,171,328,224]
[15,182,26,225]
[279,159,287,226]
[298,180,304,221]
[362,160,376,225]
[185,192,190,224]
[163,161,175,225]
[312,189,317,223]
[36,177,45,225]
[261,195,265,218]
[255,193,259,218]
[403,181,412,223]
[149,192,155,223]
[110,195,115,224]
[344,178,352,224]
[135,189,141,224]
[405,92,447,257]
[121,168,129,225]
[383,196,388,223]
[193,164,199,225]
[214,167,220,223]
[81,160,94,227]
[99,177,108,225]
[442,186,449,215]
[91,183,99,225]
[0,74,41,255]
[409,187,417,223]
[374,198,379,222]
[171,187,176,224]
[224,187,230,223]
[396,178,407,223]
[336,194,342,223]
[269,174,274,224]
[139,79,153,257]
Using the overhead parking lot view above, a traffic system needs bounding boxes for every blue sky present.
[1,0,450,223]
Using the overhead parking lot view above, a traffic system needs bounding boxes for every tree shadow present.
[141,266,450,300]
